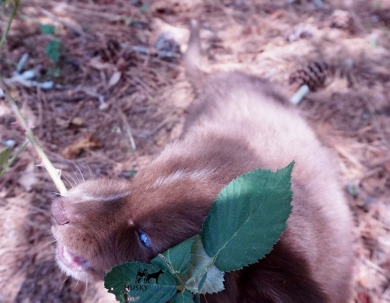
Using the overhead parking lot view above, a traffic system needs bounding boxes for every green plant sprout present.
[105,162,294,303]
[40,24,65,77]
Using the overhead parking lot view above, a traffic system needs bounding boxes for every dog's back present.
[176,20,354,302]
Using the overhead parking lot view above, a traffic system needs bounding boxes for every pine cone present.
[289,61,334,91]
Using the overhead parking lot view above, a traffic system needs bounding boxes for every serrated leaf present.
[0,148,11,169]
[152,236,195,276]
[180,236,224,294]
[201,162,294,272]
[171,290,194,303]
[40,24,55,35]
[104,262,177,303]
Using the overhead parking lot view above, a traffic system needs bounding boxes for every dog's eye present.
[139,232,152,248]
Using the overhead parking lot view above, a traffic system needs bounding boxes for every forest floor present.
[0,0,390,302]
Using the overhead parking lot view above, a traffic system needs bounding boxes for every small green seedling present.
[40,24,56,35]
[40,24,65,77]
[40,24,65,63]
[105,162,294,303]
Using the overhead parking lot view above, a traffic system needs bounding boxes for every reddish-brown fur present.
[51,21,354,302]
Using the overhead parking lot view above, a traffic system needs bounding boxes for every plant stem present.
[0,77,67,194]
[0,138,29,177]
[0,0,21,50]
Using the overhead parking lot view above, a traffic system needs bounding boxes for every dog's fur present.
[51,21,354,302]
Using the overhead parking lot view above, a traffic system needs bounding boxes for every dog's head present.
[50,156,227,282]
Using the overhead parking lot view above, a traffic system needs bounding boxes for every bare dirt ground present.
[0,0,390,302]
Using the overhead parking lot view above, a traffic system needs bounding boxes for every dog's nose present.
[51,197,70,225]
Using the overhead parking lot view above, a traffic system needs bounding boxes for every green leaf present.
[140,3,150,13]
[180,236,224,294]
[45,41,62,63]
[105,262,177,303]
[128,169,137,178]
[40,24,55,35]
[197,272,207,292]
[0,148,11,169]
[201,162,294,272]
[171,290,194,303]
[152,236,195,276]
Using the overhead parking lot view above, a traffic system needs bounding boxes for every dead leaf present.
[88,56,114,71]
[108,71,121,88]
[62,135,102,159]
[71,117,84,126]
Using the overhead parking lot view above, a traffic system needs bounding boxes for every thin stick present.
[0,77,67,194]
[0,0,21,50]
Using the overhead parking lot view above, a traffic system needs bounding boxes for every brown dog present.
[51,21,354,302]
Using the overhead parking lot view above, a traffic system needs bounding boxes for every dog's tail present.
[184,20,204,90]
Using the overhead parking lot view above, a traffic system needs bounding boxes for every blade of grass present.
[0,138,29,177]
[0,0,21,50]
